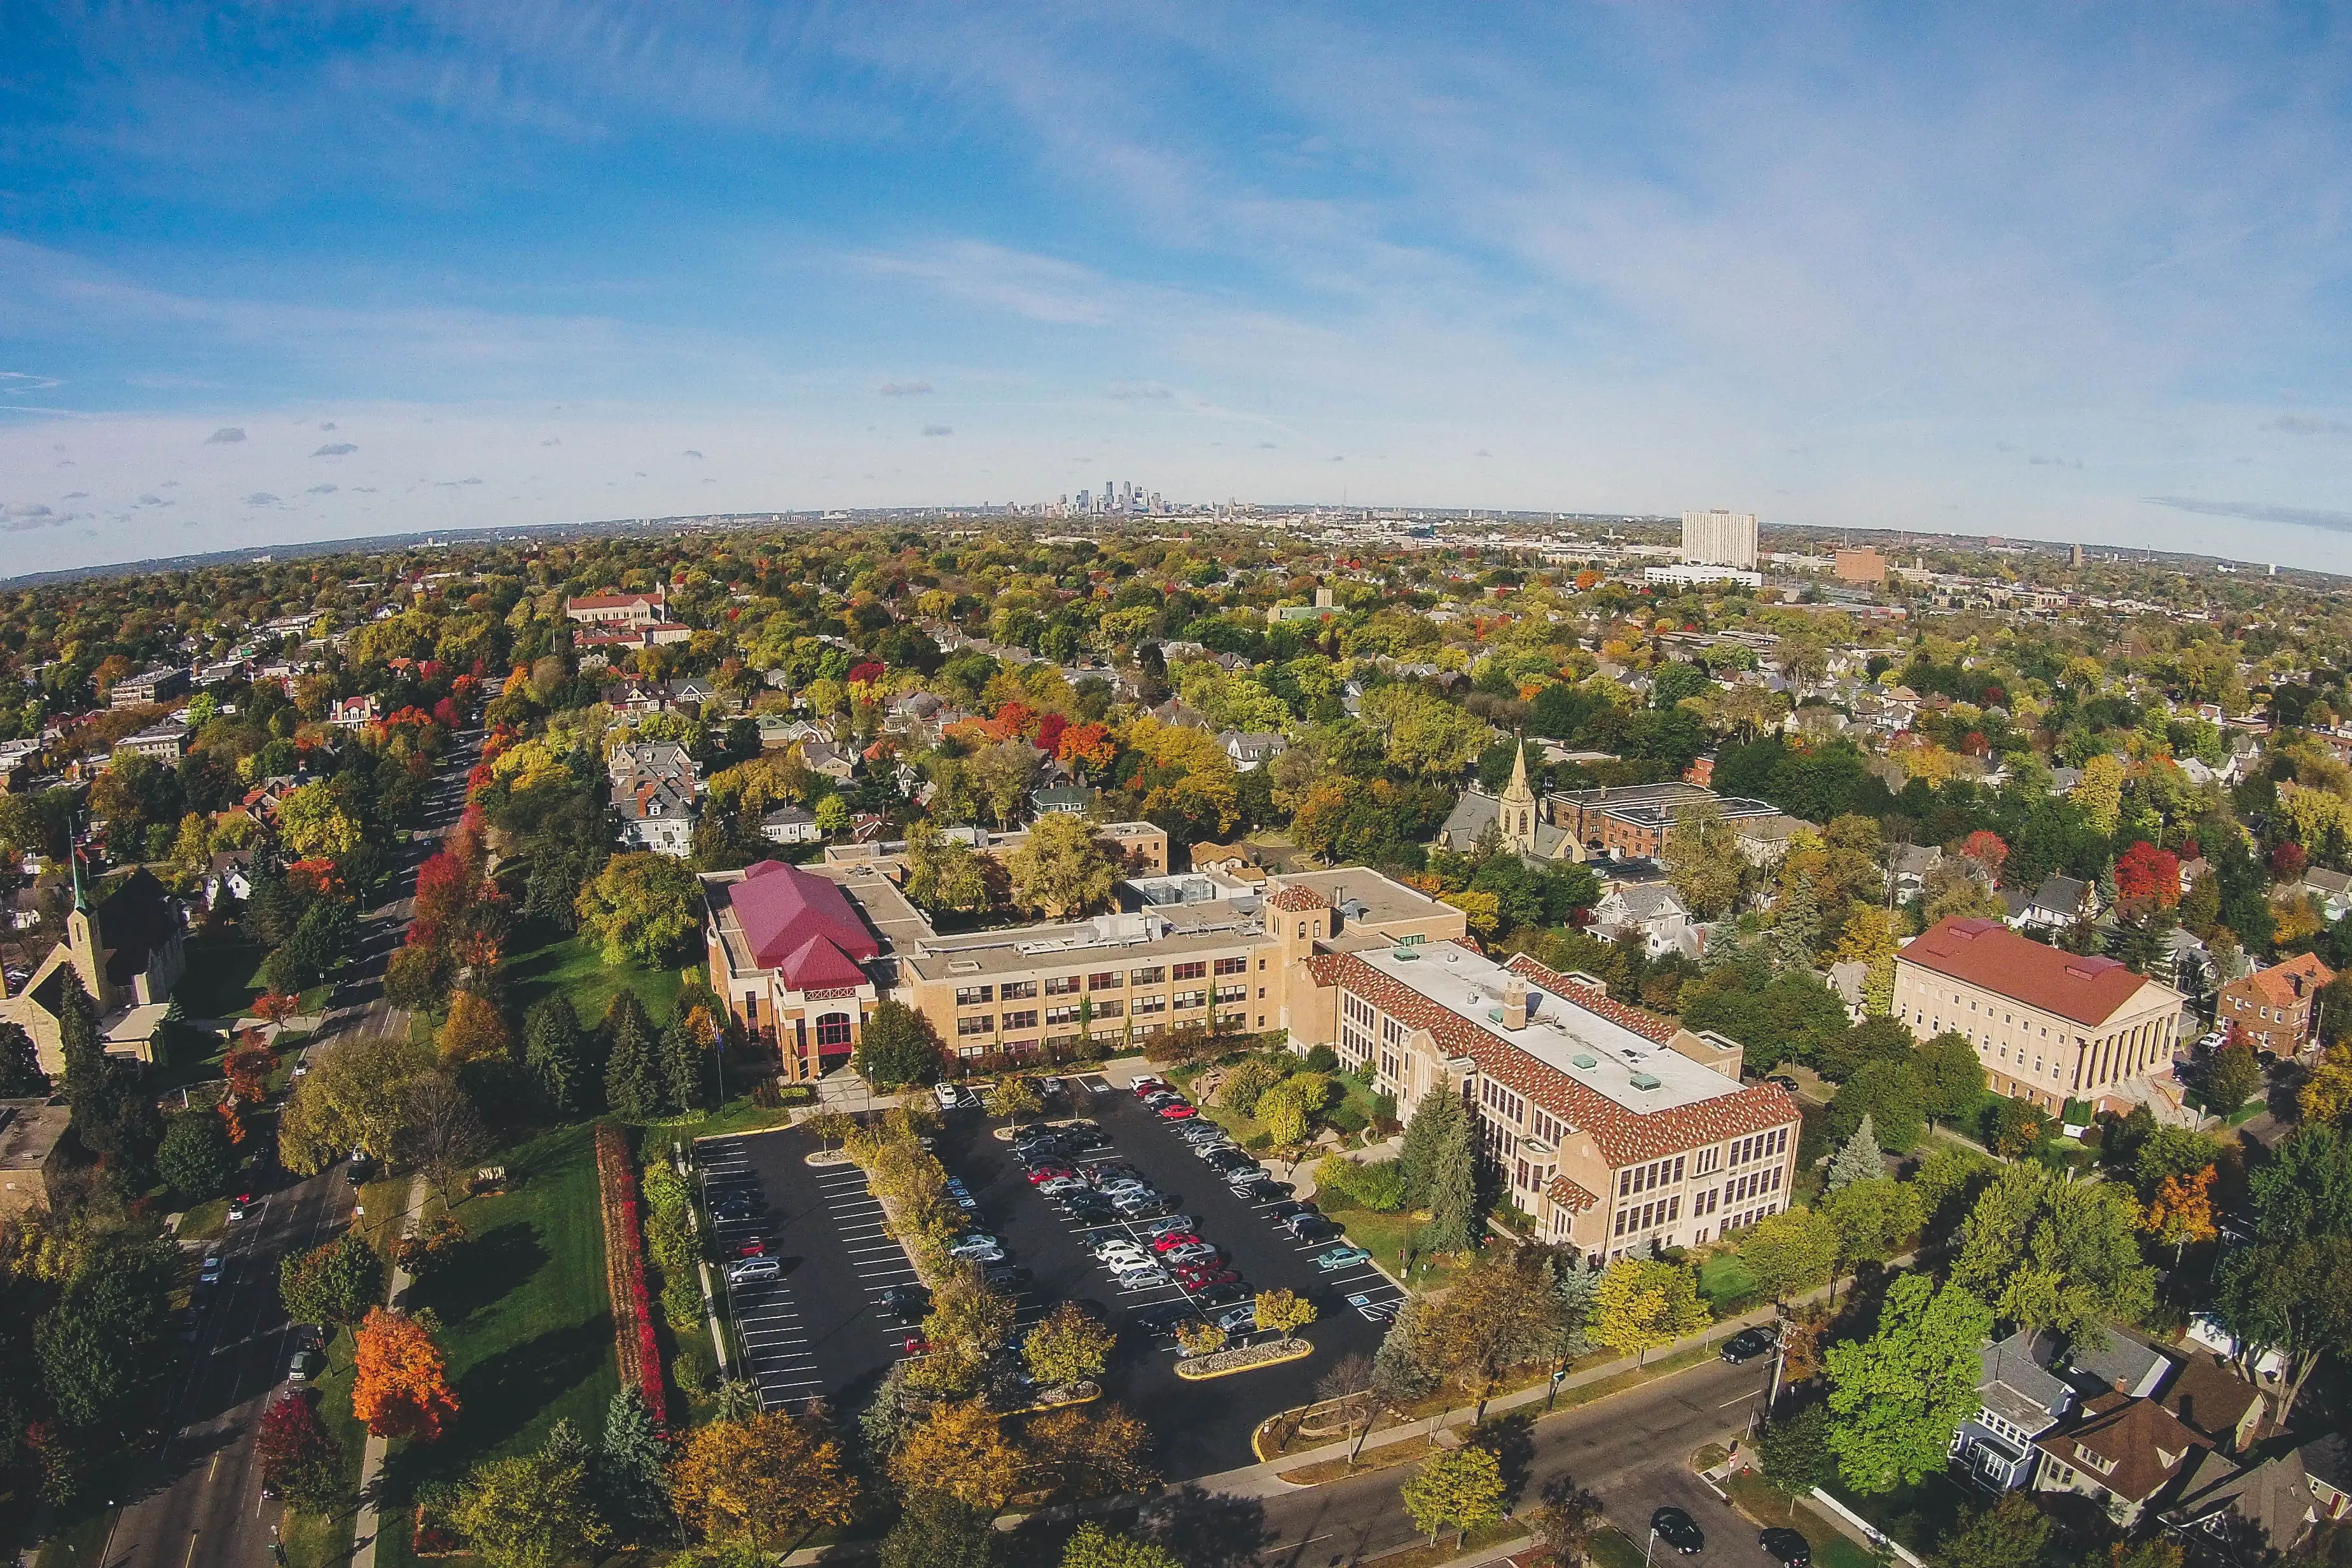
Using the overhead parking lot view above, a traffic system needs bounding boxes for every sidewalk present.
[350,1174,430,1568]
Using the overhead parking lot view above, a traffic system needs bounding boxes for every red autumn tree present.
[352,1309,460,1442]
[256,1391,343,1506]
[2271,842,2310,883]
[225,1042,276,1105]
[2115,841,2182,916]
[1056,723,1116,778]
[1034,712,1069,756]
[1958,830,2009,883]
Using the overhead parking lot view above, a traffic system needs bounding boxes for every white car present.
[935,1082,963,1110]
[1092,1238,1151,1263]
[1095,1178,1151,1198]
[946,1235,1006,1262]
[1037,1176,1090,1197]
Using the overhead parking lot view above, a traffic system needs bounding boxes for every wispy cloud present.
[2267,415,2352,437]
[2142,497,2352,535]
[877,380,932,397]
[312,441,357,456]
[922,424,953,437]
[205,426,246,443]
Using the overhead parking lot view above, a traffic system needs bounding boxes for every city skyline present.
[4,3,2351,574]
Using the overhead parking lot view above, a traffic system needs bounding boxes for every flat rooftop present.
[896,902,1264,984]
[1267,867,1449,928]
[1355,941,1740,1117]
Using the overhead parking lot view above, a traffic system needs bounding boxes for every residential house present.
[617,776,697,858]
[607,740,697,793]
[2032,1391,2204,1528]
[1893,918,2185,1116]
[667,675,721,708]
[1220,732,1288,771]
[1951,1329,2073,1491]
[1188,842,1263,876]
[799,740,856,785]
[2302,869,2352,923]
[2163,1448,2320,1562]
[1892,844,1944,900]
[203,849,258,909]
[2161,1352,2269,1455]
[1030,785,1095,818]
[2217,951,2335,1056]
[2013,873,2096,935]
[2066,1330,2176,1401]
[0,739,38,793]
[759,804,822,846]
[1591,883,1696,959]
[327,694,381,728]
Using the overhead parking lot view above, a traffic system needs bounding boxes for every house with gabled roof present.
[1951,1329,2075,1490]
[0,866,185,1076]
[2217,951,2334,1057]
[2033,1390,2203,1527]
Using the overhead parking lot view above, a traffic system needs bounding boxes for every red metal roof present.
[730,862,881,990]
[1901,916,2163,1028]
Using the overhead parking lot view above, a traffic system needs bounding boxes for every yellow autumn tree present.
[887,1400,1022,1513]
[670,1410,857,1548]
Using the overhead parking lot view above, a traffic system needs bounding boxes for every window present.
[1043,975,1080,996]
[1091,999,1122,1019]
[1000,1009,1039,1031]
[1173,961,1208,981]
[1133,994,1166,1016]
[815,1012,853,1048]
[955,985,993,1007]
[1046,1004,1081,1026]
[1131,966,1165,986]
[999,979,1038,1000]
[1173,989,1207,1011]
[1088,972,1121,991]
[1214,956,1247,976]
[957,1015,993,1037]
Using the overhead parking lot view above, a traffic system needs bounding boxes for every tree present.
[1255,1287,1318,1339]
[1398,1086,1474,1242]
[57,968,160,1181]
[1587,1258,1709,1366]
[1825,1117,1881,1192]
[1951,1162,2156,1344]
[985,1075,1042,1131]
[438,989,512,1066]
[279,1034,432,1173]
[523,996,588,1118]
[280,1231,387,1328]
[398,1069,492,1204]
[0,1020,47,1096]
[452,1443,612,1568]
[1005,814,1118,917]
[1174,1318,1228,1359]
[1936,1493,2051,1568]
[34,1242,174,1432]
[1757,1405,1836,1516]
[887,1400,1021,1513]
[881,1491,996,1568]
[604,993,667,1119]
[351,1308,460,1441]
[1821,1177,1924,1270]
[256,1393,345,1509]
[859,1000,945,1090]
[1913,1033,1987,1126]
[158,1109,235,1201]
[1738,1207,1840,1303]
[1406,1251,1570,1417]
[1823,1274,1992,1493]
[2214,1235,2352,1420]
[905,821,989,914]
[2144,1166,2218,1261]
[600,1387,670,1534]
[1526,1482,1605,1568]
[278,781,364,862]
[1027,1402,1156,1499]
[2248,1122,2352,1241]
[671,1409,859,1548]
[1662,801,1742,919]
[1024,1302,1116,1388]
[2205,1040,2263,1115]
[1829,1059,1925,1152]
[1401,1444,1505,1546]
[1060,1523,1182,1568]
[659,1016,707,1115]
[574,852,703,966]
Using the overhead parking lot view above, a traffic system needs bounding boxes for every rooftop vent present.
[1392,948,1418,961]
[1629,1073,1662,1090]
[1572,1054,1598,1069]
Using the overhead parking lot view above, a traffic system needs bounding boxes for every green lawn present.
[1725,1475,1882,1568]
[371,1122,619,1568]
[506,926,686,1028]
[1698,1252,1761,1316]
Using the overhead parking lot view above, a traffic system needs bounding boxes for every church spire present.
[1498,732,1538,855]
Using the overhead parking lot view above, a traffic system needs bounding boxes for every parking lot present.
[696,1075,1409,1471]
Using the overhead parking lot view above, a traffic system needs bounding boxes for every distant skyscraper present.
[1681,509,1758,570]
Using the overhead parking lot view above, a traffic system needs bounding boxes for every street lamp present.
[1644,1527,1659,1568]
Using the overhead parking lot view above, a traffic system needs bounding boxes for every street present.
[1150,1355,1782,1568]
[99,731,480,1568]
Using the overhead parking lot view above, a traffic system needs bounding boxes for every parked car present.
[1314,1246,1373,1270]
[1235,1179,1294,1202]
[1158,1102,1199,1120]
[882,1285,932,1324]
[1650,1509,1703,1555]
[727,1256,782,1284]
[1150,1230,1205,1253]
[982,1264,1034,1290]
[1037,1076,1063,1099]
[1132,1076,1170,1097]
[1093,1237,1152,1263]
[1720,1326,1778,1364]
[198,1255,224,1286]
[1135,1305,1207,1339]
[946,1235,1007,1262]
[732,1237,769,1259]
[1285,1213,1343,1241]
[1204,1148,1257,1171]
[1212,1303,1259,1333]
[1759,1530,1810,1568]
[1176,1265,1240,1289]
[286,1349,321,1384]
[1139,1214,1198,1238]
[1095,1178,1152,1200]
[1163,1242,1221,1267]
[1062,1195,1118,1223]
[1193,1282,1252,1309]
[1223,1166,1273,1189]
[226,1192,254,1221]
[935,1083,963,1111]
[1038,1176,1090,1198]
[1265,1200,1320,1222]
[1025,1163,1076,1185]
[1063,1124,1112,1150]
[1114,1193,1177,1220]
[1114,1263,1171,1289]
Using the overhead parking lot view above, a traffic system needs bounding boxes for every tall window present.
[815,1012,853,1048]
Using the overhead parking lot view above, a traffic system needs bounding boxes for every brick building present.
[2217,951,2334,1056]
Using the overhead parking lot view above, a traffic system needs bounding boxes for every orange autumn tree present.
[352,1309,460,1441]
[2145,1165,2218,1261]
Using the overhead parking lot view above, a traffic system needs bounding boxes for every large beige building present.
[1892,917,2184,1115]
[1682,509,1759,570]
[1301,944,1800,1263]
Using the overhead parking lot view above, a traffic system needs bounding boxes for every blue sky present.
[3,2,2350,574]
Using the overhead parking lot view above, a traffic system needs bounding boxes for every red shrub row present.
[593,1122,668,1429]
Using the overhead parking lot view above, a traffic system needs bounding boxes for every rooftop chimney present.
[1502,975,1528,1031]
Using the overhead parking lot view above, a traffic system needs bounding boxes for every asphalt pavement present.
[98,730,480,1568]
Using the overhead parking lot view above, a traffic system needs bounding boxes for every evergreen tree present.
[523,996,587,1117]
[1827,1115,1881,1191]
[57,970,160,1181]
[1399,1085,1471,1211]
[1420,1114,1479,1254]
[879,1490,994,1568]
[598,1388,670,1534]
[1767,875,1821,972]
[602,993,664,1120]
[0,1020,46,1096]
[658,1017,704,1116]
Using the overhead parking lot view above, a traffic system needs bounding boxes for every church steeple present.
[1498,733,1538,854]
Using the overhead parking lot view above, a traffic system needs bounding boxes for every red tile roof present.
[1268,884,1327,912]
[1546,1173,1600,1212]
[1900,917,2166,1028]
[567,588,665,610]
[2245,951,2334,1010]
[1320,951,1799,1167]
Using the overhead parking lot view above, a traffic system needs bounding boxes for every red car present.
[1025,1163,1076,1185]
[733,1238,768,1258]
[903,1333,931,1356]
[1132,1076,1169,1097]
[1176,1266,1240,1289]
[1157,1102,1198,1120]
[1150,1231,1203,1253]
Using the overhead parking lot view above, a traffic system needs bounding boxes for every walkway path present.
[350,1174,430,1568]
